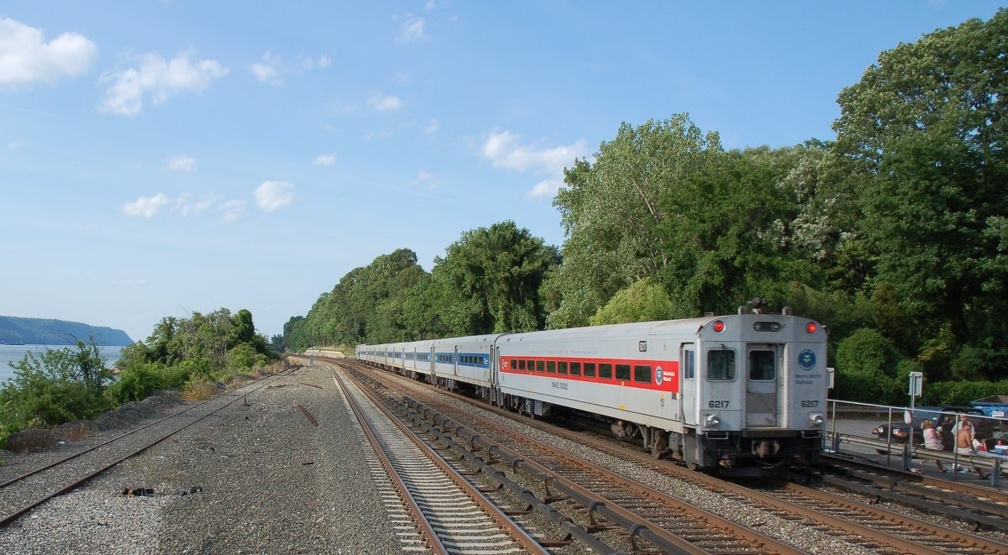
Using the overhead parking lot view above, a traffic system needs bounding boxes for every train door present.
[746,344,780,427]
[680,345,697,426]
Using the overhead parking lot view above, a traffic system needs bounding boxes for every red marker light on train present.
[712,320,725,333]
[806,322,818,334]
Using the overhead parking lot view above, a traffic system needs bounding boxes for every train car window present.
[584,362,596,377]
[570,362,581,376]
[527,360,535,372]
[516,359,525,371]
[615,364,631,381]
[599,363,613,379]
[633,365,651,383]
[558,361,568,374]
[536,360,545,372]
[749,350,776,381]
[707,349,737,381]
[546,360,556,373]
[683,349,695,380]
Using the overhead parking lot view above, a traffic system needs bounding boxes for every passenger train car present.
[356,310,828,477]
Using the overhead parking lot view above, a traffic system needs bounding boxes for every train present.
[356,309,829,477]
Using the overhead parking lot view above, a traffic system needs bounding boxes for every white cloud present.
[412,170,438,189]
[122,192,251,223]
[252,52,329,84]
[526,178,565,200]
[313,153,337,166]
[368,92,402,112]
[175,193,219,217]
[121,193,169,218]
[165,154,196,172]
[251,51,282,85]
[254,181,295,212]
[480,129,588,199]
[398,16,429,43]
[99,51,228,116]
[0,18,97,87]
[424,118,440,135]
[219,199,246,223]
[301,54,331,70]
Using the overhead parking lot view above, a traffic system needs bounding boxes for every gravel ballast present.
[0,363,401,554]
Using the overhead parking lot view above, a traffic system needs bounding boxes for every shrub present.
[0,343,113,443]
[834,327,907,404]
[182,382,219,401]
[228,343,266,371]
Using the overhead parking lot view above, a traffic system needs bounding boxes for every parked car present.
[871,406,995,451]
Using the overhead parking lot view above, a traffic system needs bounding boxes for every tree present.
[546,114,722,328]
[656,147,821,316]
[589,278,674,325]
[833,9,1008,380]
[431,221,559,335]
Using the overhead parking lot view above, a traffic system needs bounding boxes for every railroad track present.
[332,364,559,554]
[0,369,292,527]
[815,454,1008,529]
[343,359,803,554]
[341,357,1008,555]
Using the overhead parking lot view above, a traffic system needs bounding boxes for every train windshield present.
[707,349,736,381]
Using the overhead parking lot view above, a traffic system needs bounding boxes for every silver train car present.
[357,311,828,476]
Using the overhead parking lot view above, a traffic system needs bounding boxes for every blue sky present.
[1,1,1003,344]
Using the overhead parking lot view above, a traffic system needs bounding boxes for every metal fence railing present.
[824,399,1008,485]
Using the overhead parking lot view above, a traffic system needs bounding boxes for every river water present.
[0,344,125,385]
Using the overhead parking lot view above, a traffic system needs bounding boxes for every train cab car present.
[681,313,828,475]
[496,321,689,458]
[496,312,828,476]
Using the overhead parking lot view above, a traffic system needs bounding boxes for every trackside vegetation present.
[285,10,1008,407]
[0,308,276,449]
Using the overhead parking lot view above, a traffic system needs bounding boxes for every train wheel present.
[651,431,668,460]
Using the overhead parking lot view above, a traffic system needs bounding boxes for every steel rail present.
[0,368,293,528]
[331,370,450,555]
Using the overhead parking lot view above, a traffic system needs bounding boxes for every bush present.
[589,279,675,325]
[834,327,906,404]
[923,379,1008,406]
[0,344,113,443]
[228,343,266,371]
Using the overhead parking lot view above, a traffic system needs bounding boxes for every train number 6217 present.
[800,400,819,407]
[708,400,730,408]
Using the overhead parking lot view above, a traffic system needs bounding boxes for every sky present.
[0,1,1003,344]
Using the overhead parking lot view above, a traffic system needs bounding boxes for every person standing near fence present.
[922,420,945,472]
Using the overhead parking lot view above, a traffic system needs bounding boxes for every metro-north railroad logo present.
[798,349,816,371]
[656,366,663,385]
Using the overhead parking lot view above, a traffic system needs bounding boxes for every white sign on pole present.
[908,371,923,397]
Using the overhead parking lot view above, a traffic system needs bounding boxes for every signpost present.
[905,371,923,469]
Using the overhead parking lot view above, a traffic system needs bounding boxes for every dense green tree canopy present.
[657,146,825,316]
[546,115,722,328]
[834,9,1008,381]
[430,220,559,335]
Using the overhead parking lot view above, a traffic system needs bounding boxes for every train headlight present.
[705,414,721,427]
[809,413,824,427]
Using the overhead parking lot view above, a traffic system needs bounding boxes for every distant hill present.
[0,316,133,346]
